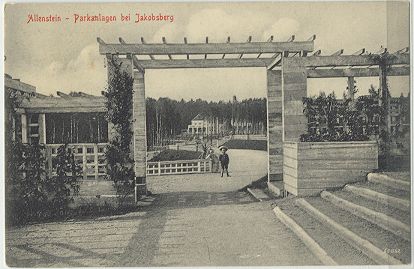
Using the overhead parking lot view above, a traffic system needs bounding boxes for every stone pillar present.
[133,71,147,197]
[282,58,308,141]
[267,70,283,181]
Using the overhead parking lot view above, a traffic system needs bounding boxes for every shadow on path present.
[117,190,255,266]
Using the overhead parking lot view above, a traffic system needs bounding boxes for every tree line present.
[146,96,267,149]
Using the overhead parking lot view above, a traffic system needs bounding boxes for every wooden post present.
[267,70,283,182]
[379,65,391,168]
[21,113,27,143]
[12,115,16,141]
[379,66,391,134]
[82,145,87,180]
[47,146,53,177]
[347,77,355,100]
[133,70,147,201]
[38,114,46,144]
[94,144,99,180]
[158,161,161,176]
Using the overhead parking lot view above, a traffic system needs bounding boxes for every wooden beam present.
[239,36,252,59]
[119,38,144,72]
[184,37,189,59]
[97,37,105,45]
[313,50,321,56]
[139,58,274,69]
[283,36,295,57]
[5,77,37,94]
[307,66,410,78]
[347,48,367,69]
[205,36,208,59]
[257,36,273,58]
[396,47,409,54]
[267,54,282,70]
[77,92,96,97]
[329,49,344,69]
[301,37,315,57]
[222,37,231,59]
[99,40,314,55]
[56,91,70,98]
[140,37,154,59]
[284,53,409,67]
[34,93,49,98]
[375,47,387,54]
[24,107,106,113]
[162,37,172,59]
[352,48,366,55]
[331,49,344,56]
[307,50,322,70]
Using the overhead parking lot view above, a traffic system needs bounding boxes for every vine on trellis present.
[104,57,135,207]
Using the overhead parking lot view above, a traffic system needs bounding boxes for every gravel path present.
[6,149,320,267]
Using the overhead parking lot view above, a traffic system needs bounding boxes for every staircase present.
[272,172,411,265]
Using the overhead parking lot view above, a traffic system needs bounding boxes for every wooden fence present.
[46,144,212,179]
[147,159,212,176]
[46,143,108,180]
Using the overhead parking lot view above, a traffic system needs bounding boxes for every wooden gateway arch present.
[97,36,409,200]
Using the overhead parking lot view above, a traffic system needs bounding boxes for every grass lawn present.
[221,139,267,151]
[149,149,201,162]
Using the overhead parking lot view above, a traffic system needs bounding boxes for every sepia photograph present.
[2,1,412,267]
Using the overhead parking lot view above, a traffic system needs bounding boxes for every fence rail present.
[45,143,108,180]
[46,144,212,179]
[147,159,212,176]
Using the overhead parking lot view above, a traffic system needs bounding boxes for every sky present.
[4,2,410,101]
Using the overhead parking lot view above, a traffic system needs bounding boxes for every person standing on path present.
[218,146,230,177]
[206,147,219,173]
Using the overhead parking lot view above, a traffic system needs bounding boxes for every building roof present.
[4,74,36,94]
[20,93,106,113]
[192,113,206,121]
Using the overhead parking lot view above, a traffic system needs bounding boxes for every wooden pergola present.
[97,35,410,199]
[98,35,316,71]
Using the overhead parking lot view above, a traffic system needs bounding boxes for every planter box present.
[283,141,378,196]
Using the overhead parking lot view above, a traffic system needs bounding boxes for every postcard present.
[3,1,411,267]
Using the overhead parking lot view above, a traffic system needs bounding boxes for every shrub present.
[45,145,82,217]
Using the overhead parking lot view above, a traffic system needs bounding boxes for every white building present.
[187,114,223,135]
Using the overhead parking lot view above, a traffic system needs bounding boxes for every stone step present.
[321,191,410,240]
[275,202,374,265]
[344,184,410,212]
[368,173,410,191]
[246,187,270,201]
[267,181,284,197]
[383,172,411,182]
[299,197,410,264]
[351,181,410,201]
